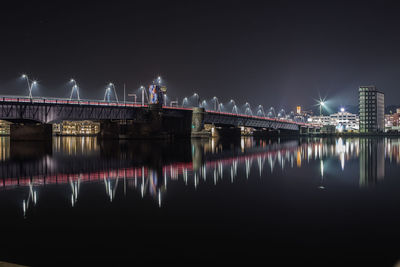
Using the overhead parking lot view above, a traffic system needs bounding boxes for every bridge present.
[0,96,306,140]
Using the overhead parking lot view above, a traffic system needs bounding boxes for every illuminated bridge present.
[0,96,306,140]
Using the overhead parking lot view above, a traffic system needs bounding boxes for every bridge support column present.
[10,123,53,141]
[191,108,209,138]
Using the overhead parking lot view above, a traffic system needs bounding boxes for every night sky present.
[1,1,400,111]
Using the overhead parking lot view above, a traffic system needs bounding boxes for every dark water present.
[0,136,400,265]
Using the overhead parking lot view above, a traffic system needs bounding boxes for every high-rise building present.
[359,86,385,133]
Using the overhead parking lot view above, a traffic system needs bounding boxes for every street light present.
[193,93,199,107]
[182,97,188,107]
[107,83,119,103]
[319,101,325,116]
[213,96,219,111]
[69,79,80,100]
[139,85,149,106]
[163,94,167,106]
[233,105,238,114]
[21,74,36,99]
[104,87,111,102]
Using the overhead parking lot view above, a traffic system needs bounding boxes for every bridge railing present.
[205,110,308,126]
[0,96,148,108]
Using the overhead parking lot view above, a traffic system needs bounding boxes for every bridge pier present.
[10,122,53,141]
[191,108,210,138]
[98,104,193,139]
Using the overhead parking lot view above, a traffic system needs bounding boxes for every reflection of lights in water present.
[336,138,346,171]
[308,146,312,162]
[12,137,400,211]
[314,145,318,160]
[241,138,245,152]
[297,149,302,167]
[257,156,262,177]
[319,160,325,189]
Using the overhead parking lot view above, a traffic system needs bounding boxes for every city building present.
[359,86,385,133]
[0,120,10,135]
[307,115,331,126]
[307,108,359,131]
[385,108,400,131]
[330,108,359,131]
[53,121,100,135]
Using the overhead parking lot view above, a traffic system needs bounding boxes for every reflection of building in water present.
[4,137,400,214]
[359,138,385,187]
[53,136,99,156]
[0,120,11,135]
[0,137,10,161]
[53,121,100,135]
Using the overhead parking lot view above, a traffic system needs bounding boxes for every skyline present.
[1,1,400,110]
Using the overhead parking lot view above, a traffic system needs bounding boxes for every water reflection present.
[0,136,399,215]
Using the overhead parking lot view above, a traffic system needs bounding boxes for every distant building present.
[359,86,385,133]
[385,108,400,131]
[330,109,359,131]
[307,109,359,131]
[0,120,10,135]
[53,121,100,135]
[308,115,330,125]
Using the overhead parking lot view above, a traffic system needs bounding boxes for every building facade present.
[359,86,385,133]
[385,108,400,131]
[330,109,359,131]
[307,110,359,131]
[53,121,100,135]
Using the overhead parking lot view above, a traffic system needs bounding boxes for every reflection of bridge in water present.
[0,137,397,216]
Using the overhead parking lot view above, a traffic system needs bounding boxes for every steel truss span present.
[0,96,303,130]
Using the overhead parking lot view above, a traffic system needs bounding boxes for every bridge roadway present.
[0,96,304,134]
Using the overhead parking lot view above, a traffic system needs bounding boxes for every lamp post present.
[319,101,325,116]
[69,79,80,100]
[233,105,238,114]
[22,74,37,99]
[212,96,220,111]
[108,83,119,103]
[139,86,147,106]
[194,93,199,107]
[104,87,111,102]
[182,97,188,107]
[163,94,167,106]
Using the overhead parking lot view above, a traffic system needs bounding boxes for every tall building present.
[359,86,385,133]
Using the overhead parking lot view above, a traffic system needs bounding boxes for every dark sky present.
[1,1,400,111]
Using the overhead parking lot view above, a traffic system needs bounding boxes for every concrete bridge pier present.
[10,122,53,141]
[99,104,193,139]
[191,107,209,138]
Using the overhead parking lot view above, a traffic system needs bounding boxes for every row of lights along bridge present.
[18,74,296,121]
